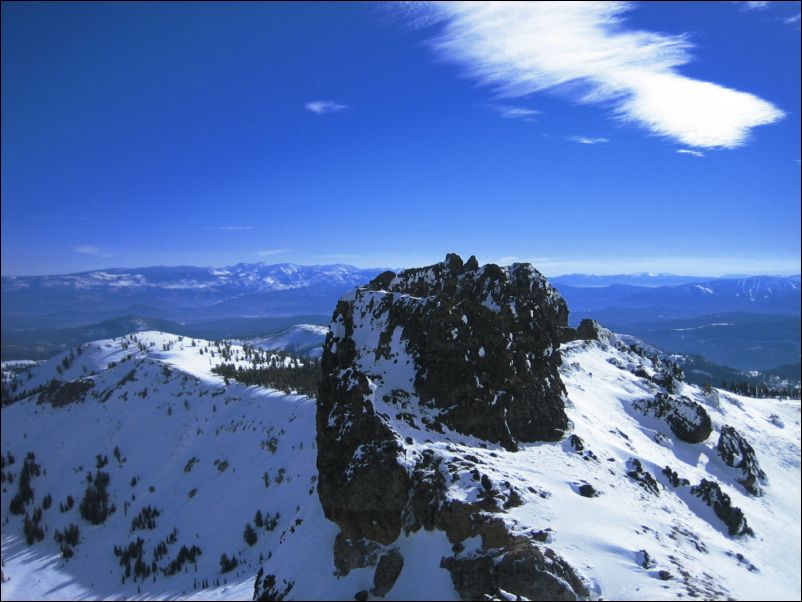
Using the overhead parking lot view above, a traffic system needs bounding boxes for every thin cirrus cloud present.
[257,249,290,258]
[568,136,609,145]
[419,2,784,149]
[737,1,769,10]
[305,100,350,115]
[73,245,101,255]
[677,149,705,157]
[492,104,541,121]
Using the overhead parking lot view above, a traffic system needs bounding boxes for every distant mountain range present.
[556,276,800,372]
[2,263,800,370]
[551,273,715,288]
[552,273,801,287]
[3,264,799,323]
[557,275,801,319]
[1,263,384,327]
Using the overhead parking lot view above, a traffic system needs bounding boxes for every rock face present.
[315,254,586,599]
[362,253,569,447]
[717,425,767,496]
[632,393,712,443]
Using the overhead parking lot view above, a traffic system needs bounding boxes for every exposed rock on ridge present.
[315,254,587,599]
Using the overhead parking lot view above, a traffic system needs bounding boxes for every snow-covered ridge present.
[241,324,328,358]
[1,327,800,600]
[1,331,320,600]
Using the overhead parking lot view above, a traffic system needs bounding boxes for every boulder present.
[441,540,588,601]
[372,550,404,597]
[633,393,712,443]
[333,533,382,577]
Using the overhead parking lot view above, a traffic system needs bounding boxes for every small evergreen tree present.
[243,523,257,546]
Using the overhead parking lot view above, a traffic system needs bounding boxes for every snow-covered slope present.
[2,329,800,599]
[243,324,328,358]
[258,336,800,600]
[1,332,319,600]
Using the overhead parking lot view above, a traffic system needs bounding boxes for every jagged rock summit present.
[320,252,570,452]
[314,254,589,600]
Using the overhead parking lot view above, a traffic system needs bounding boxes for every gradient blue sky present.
[2,1,800,276]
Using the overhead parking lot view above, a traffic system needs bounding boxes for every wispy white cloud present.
[73,245,112,258]
[257,249,290,258]
[491,104,540,121]
[217,226,255,231]
[737,1,769,10]
[677,148,704,157]
[784,13,801,25]
[305,100,349,115]
[73,245,101,255]
[568,136,609,145]
[418,2,783,149]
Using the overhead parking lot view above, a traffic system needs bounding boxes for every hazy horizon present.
[1,255,799,280]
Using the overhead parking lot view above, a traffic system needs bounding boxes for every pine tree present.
[243,523,257,546]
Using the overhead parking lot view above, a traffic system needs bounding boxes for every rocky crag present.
[309,254,587,600]
[252,254,780,602]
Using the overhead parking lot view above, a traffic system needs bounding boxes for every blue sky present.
[2,1,800,276]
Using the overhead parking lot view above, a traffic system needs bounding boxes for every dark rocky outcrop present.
[560,319,616,345]
[316,364,411,543]
[333,533,382,577]
[662,466,690,489]
[568,434,585,452]
[356,253,570,448]
[317,254,570,544]
[313,254,588,600]
[626,458,660,496]
[632,393,712,443]
[372,550,404,597]
[717,425,767,496]
[441,539,589,601]
[253,569,294,601]
[690,479,753,537]
[636,549,657,569]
